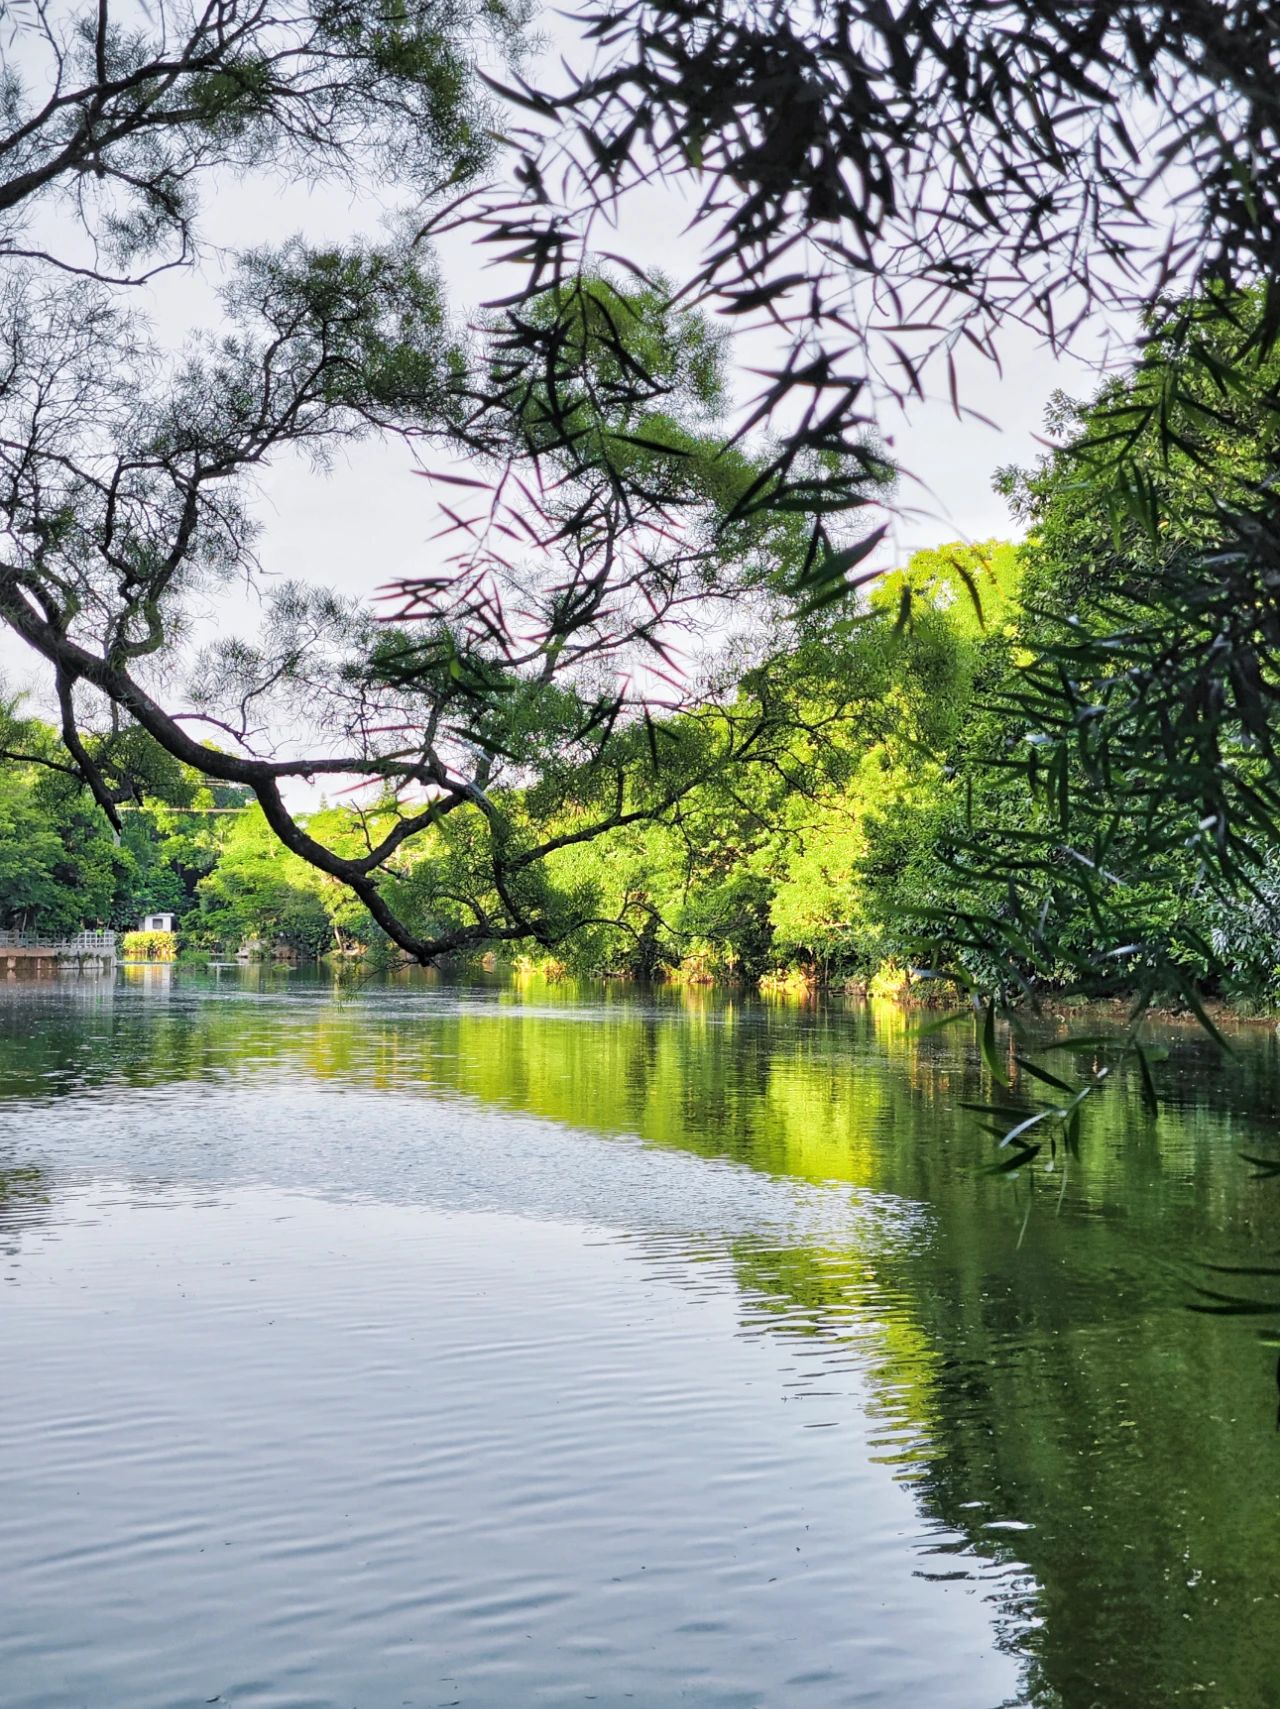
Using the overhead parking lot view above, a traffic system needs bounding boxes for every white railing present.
[67,931,117,953]
[0,928,117,954]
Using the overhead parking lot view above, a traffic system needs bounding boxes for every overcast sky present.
[138,177,1101,662]
[0,6,1118,736]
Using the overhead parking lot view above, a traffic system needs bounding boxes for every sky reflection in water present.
[1,969,1278,1708]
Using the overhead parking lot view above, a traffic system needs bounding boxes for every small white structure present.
[140,912,175,933]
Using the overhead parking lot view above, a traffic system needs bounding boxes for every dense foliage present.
[0,0,1278,984]
[8,273,1280,1016]
[10,310,1279,1011]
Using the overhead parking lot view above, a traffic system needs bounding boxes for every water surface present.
[2,969,1278,1708]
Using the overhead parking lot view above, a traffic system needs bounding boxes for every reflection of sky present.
[0,1036,920,1249]
[0,1185,1033,1709]
[0,1105,1031,1709]
[0,976,1040,1708]
[0,975,1054,1709]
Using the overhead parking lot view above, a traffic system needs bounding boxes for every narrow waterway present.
[2,969,1277,1708]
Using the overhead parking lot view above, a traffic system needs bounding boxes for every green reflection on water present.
[4,966,1280,1706]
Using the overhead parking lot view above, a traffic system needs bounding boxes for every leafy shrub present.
[121,930,177,962]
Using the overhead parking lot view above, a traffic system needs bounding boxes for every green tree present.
[3,0,1280,979]
[193,807,332,956]
[0,755,130,931]
[937,291,1280,1009]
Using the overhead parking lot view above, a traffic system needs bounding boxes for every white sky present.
[167,177,1101,645]
[0,4,1119,753]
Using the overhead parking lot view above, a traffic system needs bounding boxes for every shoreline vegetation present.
[491,960,1280,1027]
[10,479,1280,1024]
[109,944,1280,1033]
[3,271,1280,1043]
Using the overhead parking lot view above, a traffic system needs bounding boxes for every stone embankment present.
[0,930,117,976]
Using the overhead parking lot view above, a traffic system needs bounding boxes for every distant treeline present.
[3,524,1277,1003]
[5,285,1280,1001]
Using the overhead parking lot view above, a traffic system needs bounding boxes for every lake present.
[2,969,1278,1708]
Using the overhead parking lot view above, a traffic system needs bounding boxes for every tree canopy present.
[0,0,1279,991]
